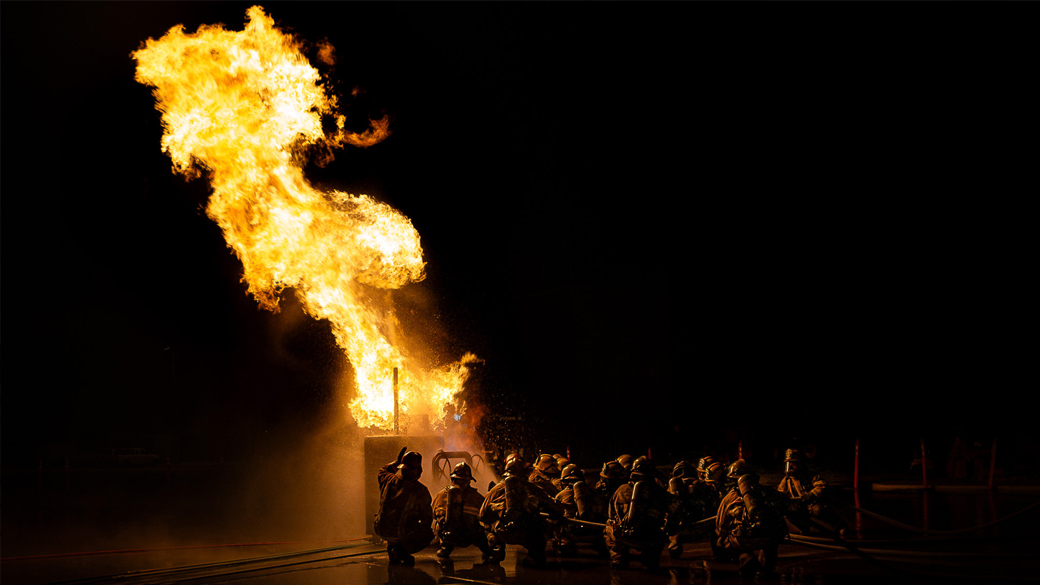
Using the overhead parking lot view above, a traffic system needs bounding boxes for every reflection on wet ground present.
[3,491,1038,585]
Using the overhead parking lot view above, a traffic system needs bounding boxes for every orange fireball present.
[133,6,474,431]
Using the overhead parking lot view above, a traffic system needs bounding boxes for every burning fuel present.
[133,6,476,431]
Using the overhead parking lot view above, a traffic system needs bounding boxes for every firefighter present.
[604,458,678,571]
[666,461,696,559]
[552,463,608,557]
[432,462,493,561]
[551,455,571,490]
[479,455,563,567]
[715,473,786,578]
[703,461,727,502]
[666,459,722,559]
[713,459,750,562]
[530,454,561,497]
[488,453,527,491]
[596,460,628,504]
[375,448,435,565]
[776,448,847,536]
[696,456,718,481]
[616,454,635,477]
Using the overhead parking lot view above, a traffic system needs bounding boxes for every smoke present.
[230,408,367,541]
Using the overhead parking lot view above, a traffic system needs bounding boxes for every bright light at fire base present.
[133,6,476,431]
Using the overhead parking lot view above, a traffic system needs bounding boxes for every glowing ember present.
[133,6,475,430]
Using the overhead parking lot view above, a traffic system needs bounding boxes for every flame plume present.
[133,6,475,431]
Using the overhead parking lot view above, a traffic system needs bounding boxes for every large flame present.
[133,6,475,430]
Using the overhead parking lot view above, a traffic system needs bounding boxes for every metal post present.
[920,438,928,489]
[854,438,860,491]
[987,438,997,491]
[393,367,399,434]
[922,489,930,532]
[854,484,863,538]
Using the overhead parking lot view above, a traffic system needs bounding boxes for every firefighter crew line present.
[374,447,846,577]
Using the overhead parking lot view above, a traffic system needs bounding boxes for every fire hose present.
[833,499,1040,535]
[540,513,716,530]
[799,517,911,577]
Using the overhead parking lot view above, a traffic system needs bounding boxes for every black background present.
[3,3,1036,473]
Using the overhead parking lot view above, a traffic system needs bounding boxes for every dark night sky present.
[2,3,1036,468]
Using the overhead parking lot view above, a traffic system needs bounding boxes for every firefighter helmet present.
[450,461,474,482]
[697,456,717,473]
[560,463,583,483]
[600,461,625,479]
[556,456,571,469]
[536,454,559,474]
[630,458,658,480]
[671,460,691,479]
[398,451,423,470]
[784,449,803,462]
[737,473,761,495]
[616,454,634,471]
[504,454,527,477]
[727,459,749,480]
[705,461,725,483]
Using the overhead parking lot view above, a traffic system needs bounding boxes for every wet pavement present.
[4,534,1037,585]
[4,489,1039,585]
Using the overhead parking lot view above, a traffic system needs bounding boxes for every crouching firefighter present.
[604,458,679,571]
[777,448,848,536]
[432,462,493,561]
[375,448,435,565]
[479,455,563,567]
[715,473,787,578]
[553,463,609,557]
[667,460,724,559]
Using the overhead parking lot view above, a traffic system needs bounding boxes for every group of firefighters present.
[374,447,848,577]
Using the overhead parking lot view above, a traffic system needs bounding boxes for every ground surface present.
[4,465,1038,584]
[2,537,1037,585]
